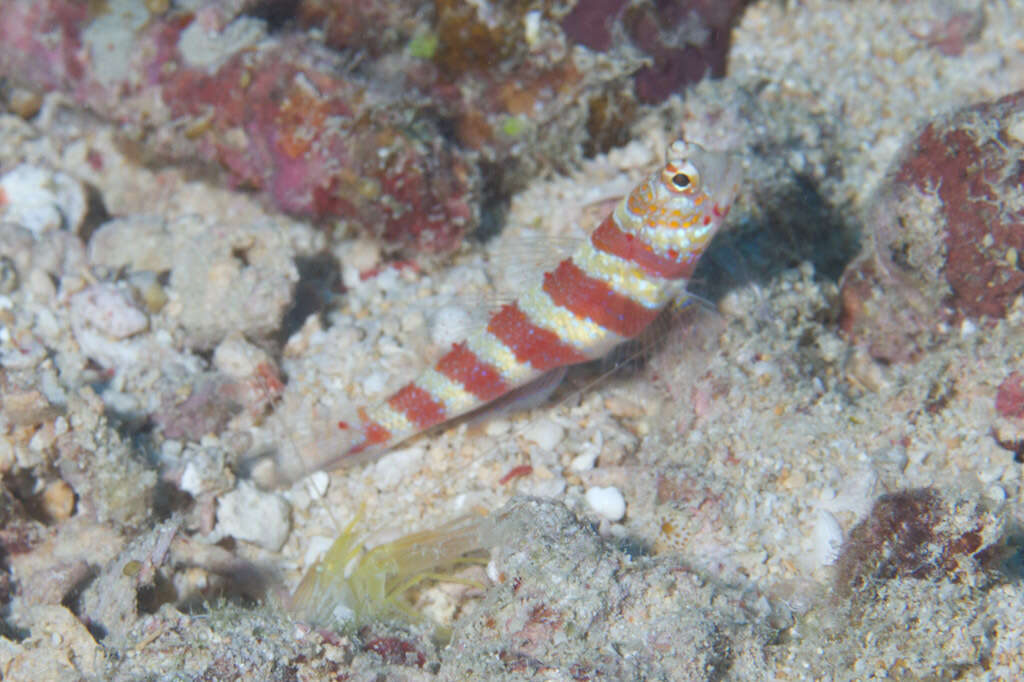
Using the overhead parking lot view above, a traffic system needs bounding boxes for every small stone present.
[372,446,424,489]
[5,86,43,119]
[570,450,598,472]
[839,90,1024,361]
[585,485,626,522]
[0,328,48,369]
[995,372,1024,419]
[70,283,149,339]
[11,605,101,677]
[25,268,55,301]
[361,371,389,396]
[522,419,565,451]
[128,271,168,313]
[178,16,266,70]
[0,164,86,235]
[340,238,381,286]
[40,479,75,521]
[0,387,58,427]
[305,470,330,498]
[484,418,511,436]
[167,217,298,349]
[88,216,175,272]
[215,481,292,551]
[845,348,888,393]
[401,310,425,333]
[430,304,473,348]
[519,476,567,498]
[213,332,273,380]
[1007,112,1024,145]
[812,510,843,567]
[179,462,203,497]
[833,488,1003,597]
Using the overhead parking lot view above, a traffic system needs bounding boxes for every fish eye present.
[663,160,699,194]
[671,173,691,189]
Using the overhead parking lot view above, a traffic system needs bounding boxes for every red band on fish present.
[435,342,509,401]
[346,408,392,456]
[387,383,448,430]
[590,215,695,280]
[543,260,660,338]
[487,303,589,370]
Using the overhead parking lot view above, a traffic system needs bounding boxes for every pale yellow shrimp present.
[289,509,494,630]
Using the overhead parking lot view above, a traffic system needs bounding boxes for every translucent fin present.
[464,366,568,424]
[242,398,364,486]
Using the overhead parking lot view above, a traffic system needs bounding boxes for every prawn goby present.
[311,140,741,472]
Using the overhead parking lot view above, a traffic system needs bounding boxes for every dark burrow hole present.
[243,0,301,31]
[693,172,860,305]
[276,252,344,345]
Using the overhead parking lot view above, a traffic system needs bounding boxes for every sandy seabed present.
[3,0,1024,679]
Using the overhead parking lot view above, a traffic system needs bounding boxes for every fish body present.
[332,140,740,467]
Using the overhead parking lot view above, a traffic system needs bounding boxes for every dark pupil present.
[672,173,690,188]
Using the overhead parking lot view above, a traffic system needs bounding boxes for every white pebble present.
[787,150,807,173]
[361,371,389,395]
[519,476,566,498]
[70,283,149,339]
[977,465,1003,484]
[812,510,844,567]
[372,268,400,292]
[401,310,425,333]
[33,308,61,341]
[986,485,1006,503]
[372,446,424,489]
[485,418,511,436]
[430,304,473,348]
[179,462,203,497]
[1008,113,1024,145]
[305,470,330,498]
[0,164,86,235]
[486,557,501,583]
[347,239,382,271]
[213,332,272,379]
[523,10,542,46]
[97,390,140,416]
[161,440,183,459]
[522,419,565,451]
[586,486,626,522]
[0,331,47,369]
[215,481,292,551]
[569,450,598,472]
[178,16,266,70]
